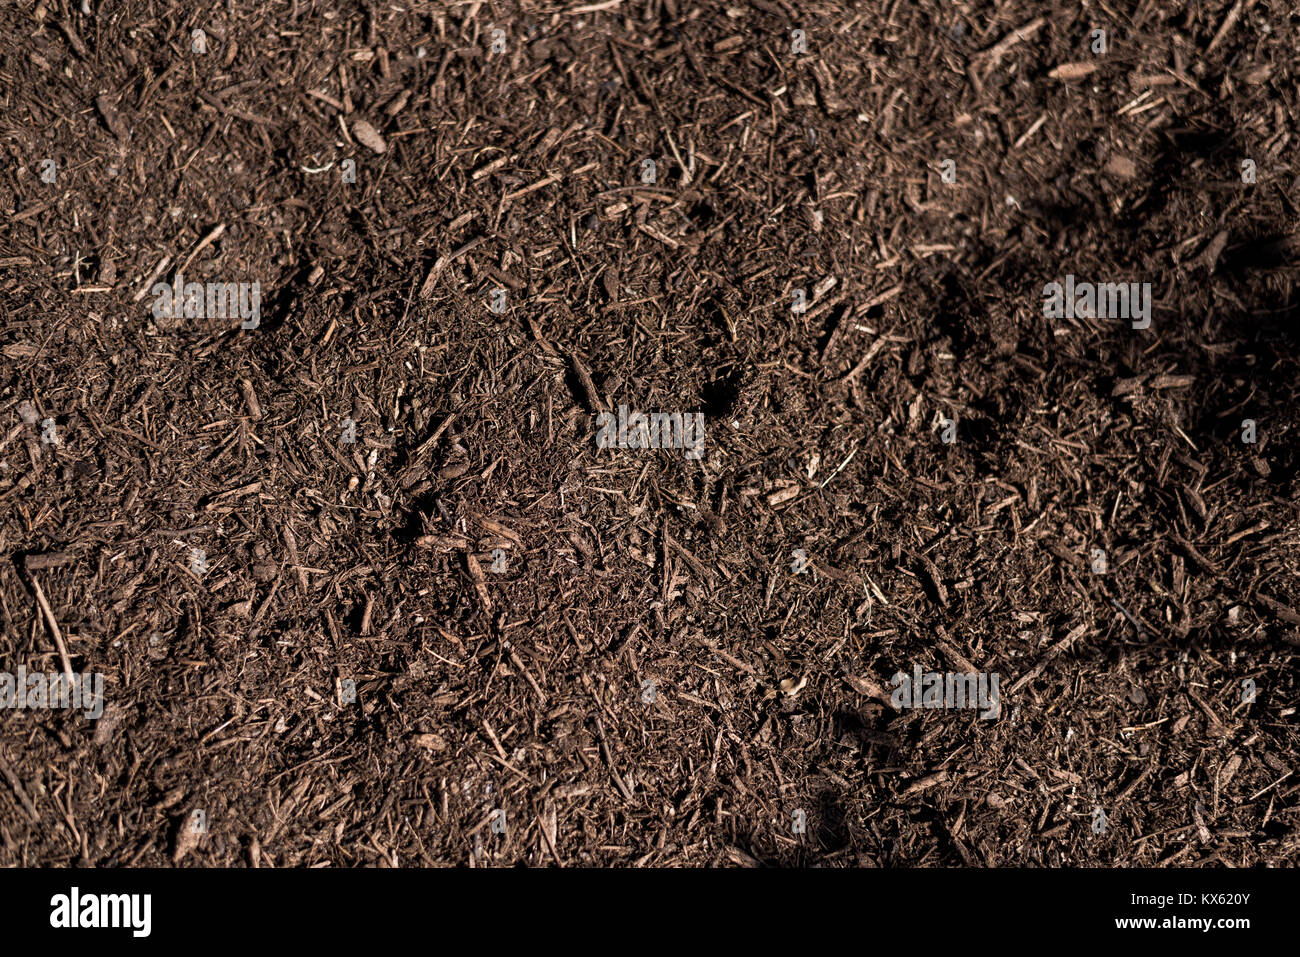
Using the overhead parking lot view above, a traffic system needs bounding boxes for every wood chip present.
[24,550,76,571]
[350,118,388,154]
[465,551,492,614]
[766,485,800,507]
[1256,593,1300,625]
[844,673,897,708]
[173,813,205,863]
[95,94,126,138]
[1104,154,1138,179]
[568,351,607,413]
[1049,62,1099,81]
[902,771,949,797]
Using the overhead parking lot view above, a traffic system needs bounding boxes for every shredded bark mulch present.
[1,0,1297,867]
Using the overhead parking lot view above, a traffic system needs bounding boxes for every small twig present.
[1206,0,1257,57]
[132,254,172,301]
[29,576,74,685]
[593,716,633,801]
[840,338,888,383]
[0,753,39,821]
[1111,598,1147,640]
[1009,623,1089,694]
[977,16,1046,69]
[819,442,858,488]
[177,222,227,275]
[502,172,562,204]
[419,236,488,297]
[482,719,509,762]
[501,636,547,704]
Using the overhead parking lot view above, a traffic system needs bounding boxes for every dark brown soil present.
[1,0,1298,867]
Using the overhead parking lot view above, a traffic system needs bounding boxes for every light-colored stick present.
[30,576,74,685]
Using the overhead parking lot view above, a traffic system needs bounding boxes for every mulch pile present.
[0,0,1297,866]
